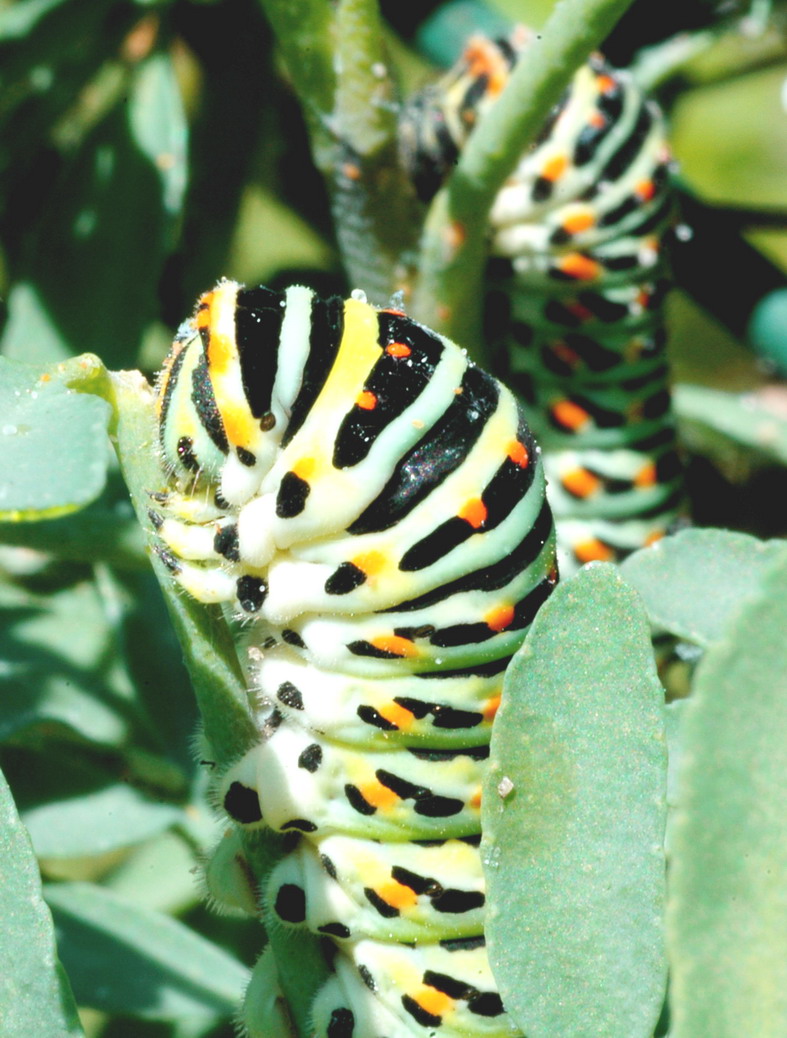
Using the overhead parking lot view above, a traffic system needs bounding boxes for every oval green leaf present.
[7,750,184,859]
[0,357,110,520]
[484,563,667,1038]
[0,767,84,1038]
[620,529,787,647]
[0,50,187,368]
[45,882,249,1022]
[674,383,787,466]
[0,576,135,746]
[668,550,787,1037]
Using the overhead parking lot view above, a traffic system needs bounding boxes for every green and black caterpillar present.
[152,278,557,1036]
[399,29,684,571]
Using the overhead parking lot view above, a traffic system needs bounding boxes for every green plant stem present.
[334,0,396,157]
[331,0,422,302]
[411,0,639,361]
[255,0,336,166]
[258,0,420,303]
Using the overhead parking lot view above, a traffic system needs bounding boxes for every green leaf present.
[0,357,110,521]
[0,0,76,38]
[484,563,667,1038]
[0,0,132,185]
[668,551,787,1038]
[674,383,787,467]
[620,528,787,647]
[1,50,187,367]
[45,882,249,1022]
[0,502,148,569]
[0,576,134,747]
[0,767,84,1038]
[114,567,202,773]
[6,749,185,859]
[104,830,206,915]
[128,51,188,218]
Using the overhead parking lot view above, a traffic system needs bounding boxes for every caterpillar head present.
[156,279,292,506]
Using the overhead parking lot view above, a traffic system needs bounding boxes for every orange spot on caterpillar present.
[558,253,601,281]
[377,880,418,910]
[552,341,582,368]
[485,605,515,632]
[342,162,362,181]
[551,399,591,432]
[352,550,386,576]
[445,221,466,251]
[634,463,657,488]
[371,635,420,658]
[562,209,595,235]
[463,37,510,95]
[589,110,607,129]
[484,694,502,722]
[597,73,616,94]
[195,293,230,372]
[38,373,51,382]
[627,400,645,422]
[458,498,487,529]
[644,529,666,547]
[541,154,568,182]
[562,468,601,498]
[221,407,256,448]
[386,341,411,358]
[360,782,399,810]
[121,13,158,63]
[470,786,483,809]
[636,179,656,202]
[574,538,615,564]
[565,300,595,323]
[414,985,454,1018]
[507,440,529,468]
[356,390,378,410]
[292,457,316,480]
[377,701,416,730]
[624,337,647,363]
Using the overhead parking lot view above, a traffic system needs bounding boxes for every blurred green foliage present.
[1,1,786,1036]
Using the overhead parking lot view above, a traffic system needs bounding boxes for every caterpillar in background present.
[400,28,684,572]
[152,279,557,1036]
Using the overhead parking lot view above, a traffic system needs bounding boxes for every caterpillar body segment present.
[153,279,557,1036]
[399,28,684,572]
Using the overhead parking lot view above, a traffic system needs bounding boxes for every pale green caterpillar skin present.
[400,27,684,573]
[152,279,556,1037]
